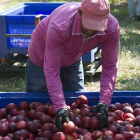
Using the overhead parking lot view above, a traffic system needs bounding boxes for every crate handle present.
[35,14,43,27]
[6,34,32,38]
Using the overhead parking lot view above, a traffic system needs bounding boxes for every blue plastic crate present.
[0,91,140,108]
[82,48,98,63]
[0,2,64,58]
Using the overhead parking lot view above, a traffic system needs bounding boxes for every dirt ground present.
[84,67,101,92]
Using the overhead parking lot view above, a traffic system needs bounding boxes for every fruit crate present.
[0,2,101,72]
[0,2,64,57]
[0,2,64,72]
[0,91,140,108]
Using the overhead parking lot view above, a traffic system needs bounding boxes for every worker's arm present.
[100,23,120,106]
[44,26,67,112]
[43,25,71,131]
[91,22,120,128]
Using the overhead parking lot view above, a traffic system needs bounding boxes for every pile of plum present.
[0,95,140,140]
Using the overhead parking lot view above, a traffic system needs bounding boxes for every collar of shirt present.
[72,12,106,38]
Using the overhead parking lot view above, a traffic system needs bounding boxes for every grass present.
[115,52,140,91]
[110,1,140,91]
[0,72,26,92]
[0,0,140,92]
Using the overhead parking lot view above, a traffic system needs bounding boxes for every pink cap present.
[81,0,110,31]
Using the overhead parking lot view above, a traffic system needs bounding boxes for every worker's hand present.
[90,102,108,128]
[55,108,71,131]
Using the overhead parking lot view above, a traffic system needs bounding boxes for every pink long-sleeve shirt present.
[28,2,120,112]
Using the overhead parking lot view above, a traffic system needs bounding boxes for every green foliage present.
[115,73,140,90]
[109,0,121,4]
[0,72,25,92]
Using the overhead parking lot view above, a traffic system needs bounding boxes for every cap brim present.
[82,13,108,31]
